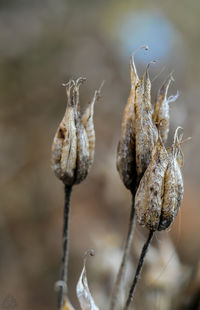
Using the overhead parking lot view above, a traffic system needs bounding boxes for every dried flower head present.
[51,78,101,186]
[135,127,185,231]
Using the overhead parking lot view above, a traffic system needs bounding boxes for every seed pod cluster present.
[51,78,101,186]
[117,47,158,191]
[135,128,184,231]
[117,47,185,231]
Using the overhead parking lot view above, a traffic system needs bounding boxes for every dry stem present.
[124,230,154,310]
[58,184,72,309]
[110,190,136,310]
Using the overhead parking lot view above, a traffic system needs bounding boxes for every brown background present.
[0,0,200,309]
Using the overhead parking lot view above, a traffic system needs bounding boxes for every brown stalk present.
[124,230,154,310]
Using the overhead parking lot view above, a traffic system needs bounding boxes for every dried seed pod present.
[51,78,99,186]
[135,63,158,183]
[153,72,174,144]
[51,81,77,185]
[158,127,184,230]
[73,78,90,184]
[116,46,148,190]
[135,137,168,231]
[82,82,103,169]
[158,148,177,230]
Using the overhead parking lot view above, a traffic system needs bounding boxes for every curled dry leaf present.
[76,250,99,310]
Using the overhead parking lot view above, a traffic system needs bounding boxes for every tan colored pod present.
[158,149,177,230]
[73,79,90,184]
[174,159,184,217]
[51,78,100,186]
[51,81,78,185]
[135,137,168,231]
[116,48,146,190]
[171,128,184,218]
[135,64,158,183]
[82,83,103,169]
[153,73,174,144]
[158,128,184,230]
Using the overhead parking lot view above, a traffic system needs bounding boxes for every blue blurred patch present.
[117,10,177,62]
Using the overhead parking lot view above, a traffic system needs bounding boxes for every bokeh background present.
[0,0,200,309]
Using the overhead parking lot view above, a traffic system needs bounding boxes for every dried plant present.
[114,47,186,310]
[51,78,102,309]
[51,47,188,310]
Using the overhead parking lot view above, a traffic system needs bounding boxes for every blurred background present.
[0,0,200,309]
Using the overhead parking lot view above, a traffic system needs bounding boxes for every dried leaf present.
[76,250,99,310]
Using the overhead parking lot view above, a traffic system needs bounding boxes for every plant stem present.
[58,184,72,309]
[124,230,154,310]
[110,190,136,310]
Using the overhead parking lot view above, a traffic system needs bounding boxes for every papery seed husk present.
[158,150,177,230]
[73,81,90,184]
[82,87,101,169]
[158,130,184,230]
[174,153,184,217]
[135,67,158,183]
[51,82,77,185]
[153,73,173,144]
[116,56,138,190]
[135,138,168,231]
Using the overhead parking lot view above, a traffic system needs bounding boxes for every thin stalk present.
[124,230,154,310]
[58,184,72,309]
[110,190,136,310]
